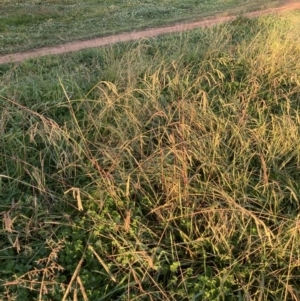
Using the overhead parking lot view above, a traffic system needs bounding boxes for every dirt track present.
[1,1,300,65]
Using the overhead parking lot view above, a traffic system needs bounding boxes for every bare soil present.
[0,1,300,65]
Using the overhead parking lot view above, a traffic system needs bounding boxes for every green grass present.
[0,0,285,55]
[1,10,300,301]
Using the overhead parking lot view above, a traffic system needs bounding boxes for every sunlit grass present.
[1,10,300,301]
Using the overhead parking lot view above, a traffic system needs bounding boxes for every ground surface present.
[1,0,300,64]
[1,2,300,300]
[0,0,285,55]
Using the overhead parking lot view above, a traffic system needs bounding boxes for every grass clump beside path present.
[0,0,284,55]
[1,10,300,301]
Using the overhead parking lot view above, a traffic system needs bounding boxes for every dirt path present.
[1,1,300,65]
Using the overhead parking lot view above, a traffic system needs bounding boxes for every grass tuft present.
[1,10,300,301]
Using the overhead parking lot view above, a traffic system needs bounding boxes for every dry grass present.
[1,10,300,301]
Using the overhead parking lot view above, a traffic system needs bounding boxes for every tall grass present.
[1,11,300,301]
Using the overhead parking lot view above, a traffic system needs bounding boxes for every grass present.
[1,9,300,301]
[0,0,285,55]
